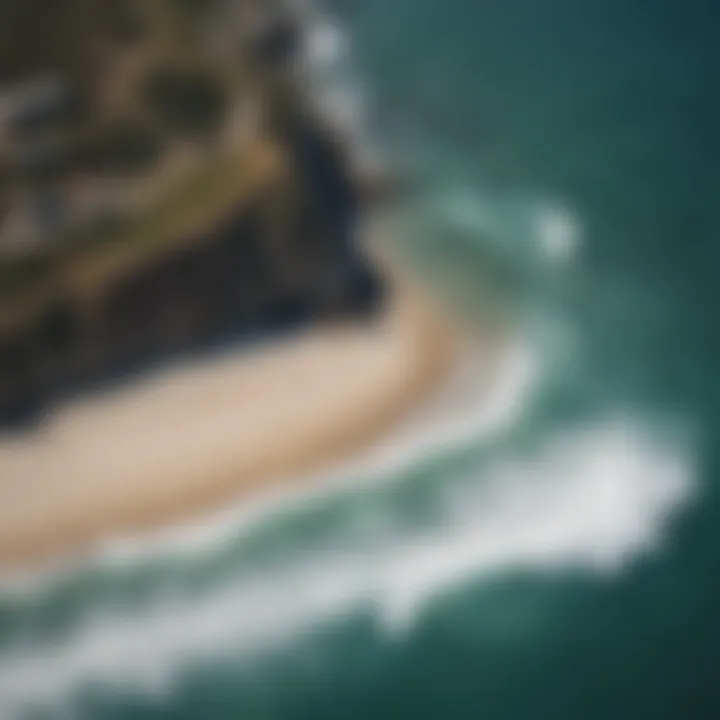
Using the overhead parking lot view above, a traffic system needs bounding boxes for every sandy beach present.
[0,275,463,573]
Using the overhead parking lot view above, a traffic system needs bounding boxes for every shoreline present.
[0,270,466,575]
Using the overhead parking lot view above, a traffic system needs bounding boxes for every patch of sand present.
[0,279,460,572]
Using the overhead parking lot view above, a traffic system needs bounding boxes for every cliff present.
[0,2,386,426]
[0,126,384,426]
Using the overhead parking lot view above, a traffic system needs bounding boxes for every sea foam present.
[0,331,695,719]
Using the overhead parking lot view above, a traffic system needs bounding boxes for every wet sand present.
[0,277,462,573]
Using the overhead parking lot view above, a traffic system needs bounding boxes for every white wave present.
[535,202,580,263]
[0,335,536,597]
[436,186,581,267]
[304,14,347,70]
[0,413,694,719]
[298,5,384,173]
[377,418,692,630]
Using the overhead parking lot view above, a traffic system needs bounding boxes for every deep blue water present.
[1,1,719,717]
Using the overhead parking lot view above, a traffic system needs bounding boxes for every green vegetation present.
[72,119,164,175]
[0,145,274,330]
[0,0,145,83]
[0,0,247,314]
[0,0,235,165]
[142,66,228,139]
[0,0,303,336]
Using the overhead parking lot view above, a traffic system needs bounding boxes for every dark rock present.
[0,117,386,428]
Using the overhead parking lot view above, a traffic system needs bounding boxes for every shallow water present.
[1,0,718,717]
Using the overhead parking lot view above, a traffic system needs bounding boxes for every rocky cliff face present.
[0,123,384,426]
[0,4,385,427]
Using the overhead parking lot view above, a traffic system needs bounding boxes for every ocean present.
[1,0,719,717]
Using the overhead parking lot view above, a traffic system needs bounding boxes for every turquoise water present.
[1,0,719,717]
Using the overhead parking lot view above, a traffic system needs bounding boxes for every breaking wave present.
[0,309,695,719]
[0,408,693,719]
